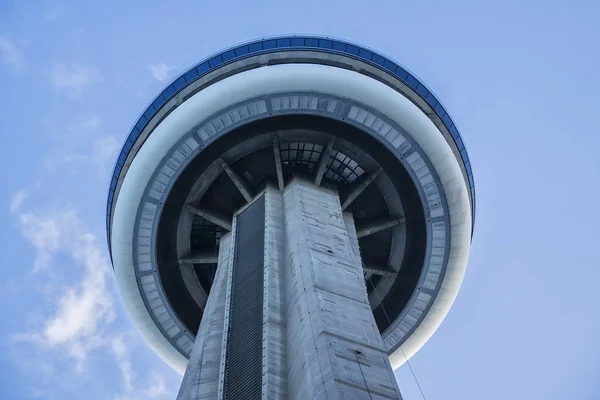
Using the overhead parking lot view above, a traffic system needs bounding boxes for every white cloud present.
[145,373,168,398]
[147,63,176,83]
[10,189,27,213]
[111,336,134,392]
[49,62,100,97]
[0,35,25,70]
[15,209,115,369]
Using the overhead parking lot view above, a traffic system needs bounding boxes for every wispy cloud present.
[0,35,25,70]
[147,63,176,83]
[49,62,100,97]
[10,189,27,213]
[111,336,135,392]
[14,209,115,370]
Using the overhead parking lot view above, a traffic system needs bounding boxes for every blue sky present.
[1,1,599,399]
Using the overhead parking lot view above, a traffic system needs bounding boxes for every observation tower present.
[107,35,475,400]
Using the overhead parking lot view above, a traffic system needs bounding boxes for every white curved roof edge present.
[111,63,472,374]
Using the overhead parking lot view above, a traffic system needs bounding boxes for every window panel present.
[234,46,249,56]
[332,41,346,51]
[305,38,318,47]
[318,39,332,48]
[346,45,359,55]
[208,55,222,68]
[184,68,198,82]
[162,85,175,100]
[291,38,304,47]
[221,50,235,62]
[358,48,372,60]
[276,38,291,47]
[406,74,419,89]
[172,75,186,90]
[263,40,276,49]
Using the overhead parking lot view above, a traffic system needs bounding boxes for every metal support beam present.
[185,204,232,231]
[341,168,383,210]
[180,252,219,264]
[313,136,335,187]
[356,217,405,238]
[272,133,285,191]
[362,263,398,277]
[220,160,253,203]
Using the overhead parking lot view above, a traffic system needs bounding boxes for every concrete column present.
[283,179,402,400]
[263,187,287,399]
[177,233,232,400]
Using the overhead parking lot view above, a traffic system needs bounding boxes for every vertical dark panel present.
[224,196,265,399]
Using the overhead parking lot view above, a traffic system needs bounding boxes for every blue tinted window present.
[383,60,396,73]
[425,92,437,108]
[346,45,359,55]
[406,74,419,89]
[465,162,471,175]
[291,38,304,47]
[449,125,459,139]
[358,48,372,60]
[117,151,126,166]
[208,55,222,68]
[152,95,165,111]
[221,50,235,62]
[235,45,249,56]
[395,67,409,81]
[135,116,146,132]
[468,173,474,189]
[263,40,276,49]
[173,75,186,90]
[277,38,291,47]
[416,83,429,98]
[143,105,155,121]
[162,85,175,100]
[249,42,262,52]
[332,41,346,51]
[305,38,318,47]
[123,139,134,153]
[108,190,114,203]
[442,113,452,127]
[372,54,385,66]
[434,102,444,116]
[197,62,209,74]
[460,148,468,161]
[184,68,198,82]
[456,137,464,151]
[318,39,332,48]
[249,42,262,53]
[111,176,118,189]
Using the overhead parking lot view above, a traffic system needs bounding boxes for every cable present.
[367,276,429,400]
[355,350,374,400]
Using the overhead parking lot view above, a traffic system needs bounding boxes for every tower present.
[107,35,475,399]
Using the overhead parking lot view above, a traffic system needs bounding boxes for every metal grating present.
[279,142,365,184]
[224,196,265,400]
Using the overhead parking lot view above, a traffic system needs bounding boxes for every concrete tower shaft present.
[178,182,402,400]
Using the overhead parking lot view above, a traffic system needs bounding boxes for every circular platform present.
[108,35,475,374]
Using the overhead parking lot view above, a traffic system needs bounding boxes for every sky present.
[0,0,599,399]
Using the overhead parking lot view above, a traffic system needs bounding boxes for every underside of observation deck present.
[156,115,427,340]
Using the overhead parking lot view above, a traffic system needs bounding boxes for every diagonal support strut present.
[341,168,383,210]
[185,204,232,231]
[314,136,336,187]
[272,133,285,191]
[220,159,253,203]
[356,217,405,238]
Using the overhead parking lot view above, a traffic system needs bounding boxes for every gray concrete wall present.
[263,187,287,399]
[177,233,231,400]
[283,180,402,400]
